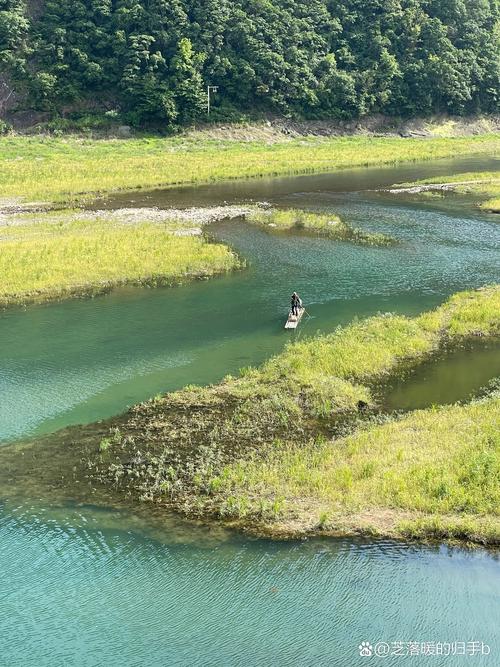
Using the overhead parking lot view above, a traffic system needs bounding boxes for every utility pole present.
[207,85,218,115]
[0,81,15,114]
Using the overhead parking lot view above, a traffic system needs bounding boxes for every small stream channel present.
[384,339,500,411]
[1,156,499,443]
[0,156,499,666]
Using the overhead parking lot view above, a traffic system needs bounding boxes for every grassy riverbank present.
[246,208,396,246]
[0,218,240,307]
[217,394,500,543]
[73,285,500,545]
[0,134,495,306]
[390,171,500,212]
[1,134,499,205]
[0,202,397,305]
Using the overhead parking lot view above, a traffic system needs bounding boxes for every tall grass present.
[1,134,498,204]
[0,220,239,306]
[397,171,500,187]
[258,286,499,389]
[217,394,500,542]
[248,207,342,230]
[483,198,500,213]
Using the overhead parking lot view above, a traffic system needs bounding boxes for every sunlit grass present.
[394,170,500,213]
[1,134,498,204]
[248,207,342,230]
[246,208,396,246]
[89,285,500,543]
[0,219,240,306]
[217,394,500,542]
[483,198,500,213]
[262,315,436,384]
[398,171,500,186]
[257,286,499,389]
[435,286,500,337]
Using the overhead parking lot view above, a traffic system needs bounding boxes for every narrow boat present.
[284,307,305,330]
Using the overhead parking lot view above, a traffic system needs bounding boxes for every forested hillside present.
[1,0,499,128]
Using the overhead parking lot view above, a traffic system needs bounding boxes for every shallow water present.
[0,500,498,667]
[384,339,500,411]
[1,157,500,666]
[1,156,499,443]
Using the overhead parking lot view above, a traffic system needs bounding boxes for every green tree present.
[0,0,29,112]
[7,0,499,125]
[170,37,206,122]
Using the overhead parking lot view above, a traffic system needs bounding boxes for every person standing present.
[291,292,302,316]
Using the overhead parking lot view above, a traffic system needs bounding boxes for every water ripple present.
[0,502,498,666]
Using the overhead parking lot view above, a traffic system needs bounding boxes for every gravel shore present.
[0,203,258,235]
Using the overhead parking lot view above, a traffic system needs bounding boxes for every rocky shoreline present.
[385,180,490,194]
[0,201,256,232]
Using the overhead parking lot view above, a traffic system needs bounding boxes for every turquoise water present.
[1,157,499,666]
[1,500,499,667]
[1,156,499,442]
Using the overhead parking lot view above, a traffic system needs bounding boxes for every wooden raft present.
[285,307,305,330]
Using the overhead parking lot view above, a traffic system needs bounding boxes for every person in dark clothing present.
[291,292,302,317]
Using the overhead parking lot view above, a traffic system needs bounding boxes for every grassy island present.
[214,393,500,544]
[0,218,240,307]
[246,208,396,246]
[0,203,398,307]
[4,286,495,545]
[389,171,500,213]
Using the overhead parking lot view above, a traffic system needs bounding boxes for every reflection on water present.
[100,155,499,208]
[384,340,500,411]
[0,500,498,667]
[1,157,499,442]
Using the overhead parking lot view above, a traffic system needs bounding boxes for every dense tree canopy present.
[1,0,499,126]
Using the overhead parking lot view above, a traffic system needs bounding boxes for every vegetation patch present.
[74,285,500,544]
[0,217,241,307]
[2,1,499,127]
[483,199,500,214]
[1,135,499,206]
[0,200,397,308]
[388,171,500,213]
[246,208,396,246]
[218,394,499,543]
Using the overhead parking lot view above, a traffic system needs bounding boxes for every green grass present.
[87,285,500,543]
[0,218,240,306]
[216,395,500,543]
[248,207,342,231]
[260,286,500,385]
[246,208,396,246]
[394,171,500,213]
[1,134,499,204]
[483,198,500,213]
[397,171,500,186]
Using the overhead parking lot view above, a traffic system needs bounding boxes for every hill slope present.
[1,0,499,129]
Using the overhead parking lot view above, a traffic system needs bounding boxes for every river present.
[0,156,499,666]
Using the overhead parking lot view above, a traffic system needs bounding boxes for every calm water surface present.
[0,500,498,667]
[385,339,500,410]
[1,157,499,666]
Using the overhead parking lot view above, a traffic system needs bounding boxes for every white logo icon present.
[359,642,373,657]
